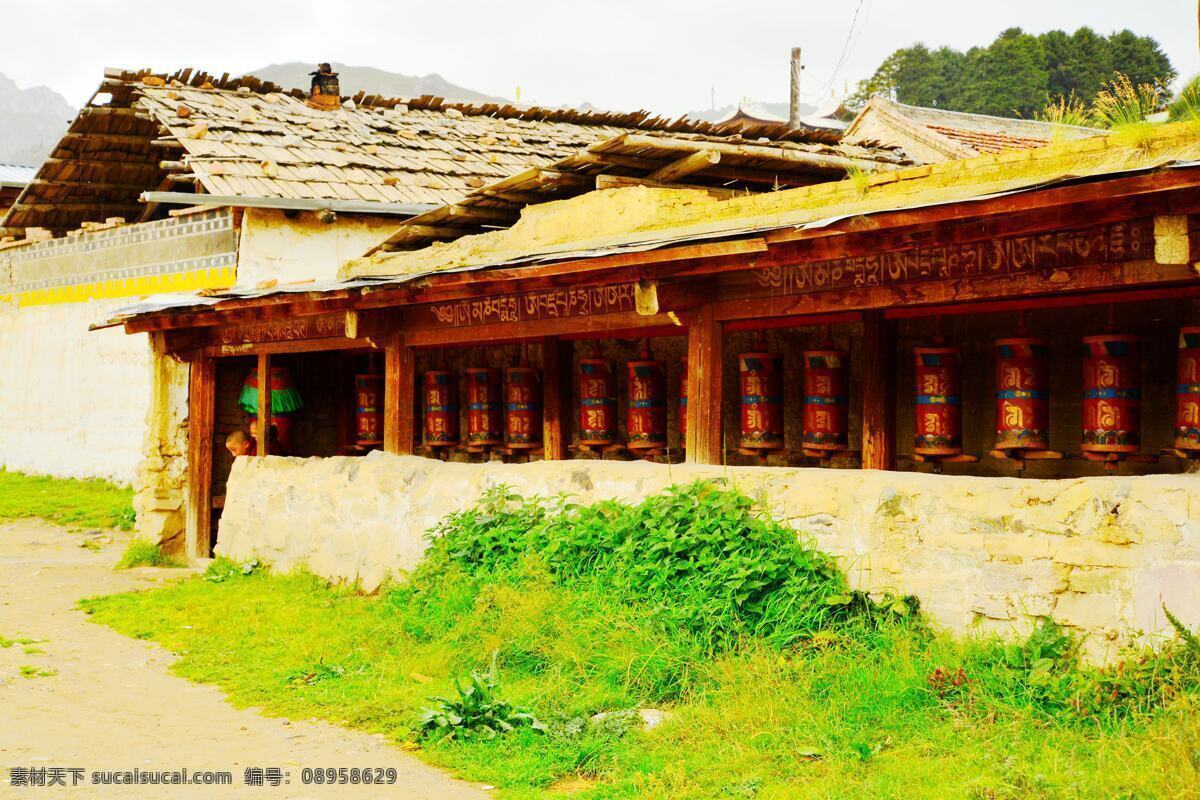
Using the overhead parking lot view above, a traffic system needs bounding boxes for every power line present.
[805,0,869,99]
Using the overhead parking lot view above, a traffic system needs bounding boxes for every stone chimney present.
[308,63,341,110]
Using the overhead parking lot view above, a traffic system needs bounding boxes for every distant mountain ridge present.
[245,62,507,104]
[0,74,75,166]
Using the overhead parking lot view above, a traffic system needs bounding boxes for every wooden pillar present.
[861,310,897,471]
[541,336,573,460]
[185,352,215,560]
[686,304,724,464]
[384,334,415,455]
[256,352,271,456]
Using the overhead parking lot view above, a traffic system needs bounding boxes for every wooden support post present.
[185,353,215,560]
[541,336,573,460]
[686,304,724,464]
[384,334,415,455]
[256,352,271,456]
[861,310,897,471]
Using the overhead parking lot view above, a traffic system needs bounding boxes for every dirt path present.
[0,519,490,799]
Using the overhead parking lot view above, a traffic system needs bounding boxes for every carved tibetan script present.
[427,283,638,328]
[753,219,1155,296]
[218,313,344,345]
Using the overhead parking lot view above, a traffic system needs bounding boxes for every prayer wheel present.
[1082,334,1141,454]
[1175,326,1200,452]
[994,337,1050,451]
[240,365,303,452]
[739,352,784,451]
[465,367,503,446]
[578,359,617,446]
[627,359,668,450]
[913,346,962,456]
[679,356,689,443]
[354,373,384,447]
[802,349,849,451]
[422,370,459,448]
[504,365,542,449]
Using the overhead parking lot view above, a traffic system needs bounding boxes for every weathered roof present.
[844,96,1103,161]
[345,122,1200,280]
[369,128,913,254]
[3,66,878,235]
[0,162,36,188]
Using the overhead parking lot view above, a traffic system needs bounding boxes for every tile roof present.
[926,124,1049,154]
[5,67,902,235]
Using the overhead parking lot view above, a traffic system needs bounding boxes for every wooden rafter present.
[646,149,721,183]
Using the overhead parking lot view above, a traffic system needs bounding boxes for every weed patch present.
[115,539,182,569]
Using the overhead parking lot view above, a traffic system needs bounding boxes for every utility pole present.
[788,47,804,128]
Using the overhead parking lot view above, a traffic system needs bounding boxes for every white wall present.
[236,208,401,287]
[0,299,151,483]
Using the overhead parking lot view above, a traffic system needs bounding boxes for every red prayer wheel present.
[914,346,962,456]
[354,373,384,447]
[1175,326,1200,452]
[679,356,689,444]
[504,365,542,449]
[465,368,503,446]
[627,359,668,450]
[1082,334,1141,454]
[802,349,849,451]
[739,352,784,451]
[422,370,459,447]
[578,359,617,446]
[994,337,1050,451]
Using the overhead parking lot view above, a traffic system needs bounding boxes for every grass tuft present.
[115,539,183,570]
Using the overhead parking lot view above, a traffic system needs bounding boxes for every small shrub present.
[203,558,260,582]
[420,658,546,741]
[115,539,182,569]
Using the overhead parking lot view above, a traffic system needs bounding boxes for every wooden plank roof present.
[3,66,903,236]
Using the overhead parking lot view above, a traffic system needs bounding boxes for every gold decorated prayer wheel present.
[626,359,668,451]
[465,367,503,446]
[578,359,617,447]
[738,352,785,451]
[354,373,384,447]
[504,365,542,449]
[802,349,849,452]
[1175,326,1200,452]
[1081,334,1141,454]
[994,337,1050,451]
[422,370,459,448]
[913,346,962,457]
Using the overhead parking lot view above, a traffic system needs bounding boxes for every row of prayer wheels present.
[399,323,1200,462]
[424,366,545,450]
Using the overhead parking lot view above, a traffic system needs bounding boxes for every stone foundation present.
[217,454,1200,661]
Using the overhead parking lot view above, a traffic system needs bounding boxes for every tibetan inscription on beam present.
[426,284,638,328]
[217,313,345,345]
[753,219,1154,295]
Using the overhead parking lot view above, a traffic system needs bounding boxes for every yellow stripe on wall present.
[7,267,236,308]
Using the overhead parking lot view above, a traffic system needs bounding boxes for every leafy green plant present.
[115,539,182,569]
[420,658,546,741]
[203,558,260,583]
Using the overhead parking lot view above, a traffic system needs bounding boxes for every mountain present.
[245,62,507,104]
[0,74,75,167]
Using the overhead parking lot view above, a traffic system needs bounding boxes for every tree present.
[848,27,1176,118]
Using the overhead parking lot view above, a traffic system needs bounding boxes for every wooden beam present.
[256,353,271,456]
[646,149,721,183]
[861,311,896,471]
[541,336,572,460]
[445,204,519,225]
[62,132,156,146]
[609,133,893,174]
[384,334,415,455]
[685,304,723,464]
[185,352,215,560]
[595,173,740,199]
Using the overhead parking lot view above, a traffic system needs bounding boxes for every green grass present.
[81,484,1200,799]
[115,539,183,569]
[0,469,134,530]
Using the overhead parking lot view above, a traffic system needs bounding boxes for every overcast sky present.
[4,0,1198,115]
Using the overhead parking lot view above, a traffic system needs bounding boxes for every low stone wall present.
[218,454,1200,660]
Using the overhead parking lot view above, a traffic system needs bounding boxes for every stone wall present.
[218,454,1200,660]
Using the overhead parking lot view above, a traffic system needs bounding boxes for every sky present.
[3,0,1198,115]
